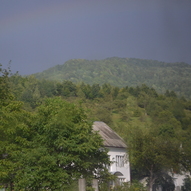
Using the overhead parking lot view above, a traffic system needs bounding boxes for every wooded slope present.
[34,57,191,99]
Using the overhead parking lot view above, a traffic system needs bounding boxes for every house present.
[93,121,131,184]
[92,121,190,190]
[173,172,191,191]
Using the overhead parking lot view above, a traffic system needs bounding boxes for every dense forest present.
[34,57,191,99]
[1,64,191,190]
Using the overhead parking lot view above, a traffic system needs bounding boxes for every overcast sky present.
[0,0,191,75]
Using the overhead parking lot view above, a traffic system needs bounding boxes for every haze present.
[0,0,191,75]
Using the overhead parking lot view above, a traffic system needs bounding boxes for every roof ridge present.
[93,121,127,148]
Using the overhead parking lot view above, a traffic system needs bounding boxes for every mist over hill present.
[34,57,191,99]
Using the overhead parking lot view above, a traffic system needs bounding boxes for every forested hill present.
[34,57,191,98]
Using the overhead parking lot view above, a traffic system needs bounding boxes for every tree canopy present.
[0,66,110,190]
[1,63,191,190]
[13,97,110,190]
[34,57,191,99]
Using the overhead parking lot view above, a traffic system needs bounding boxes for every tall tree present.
[0,101,32,190]
[128,123,182,191]
[14,97,110,190]
[0,64,12,105]
[0,65,32,190]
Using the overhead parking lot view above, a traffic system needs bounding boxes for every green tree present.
[56,80,77,97]
[0,65,32,190]
[0,64,13,105]
[128,125,182,191]
[38,79,57,97]
[79,83,93,99]
[91,84,102,99]
[14,97,110,190]
[99,180,146,191]
[181,126,191,172]
[19,75,41,108]
[0,101,32,190]
[153,172,175,191]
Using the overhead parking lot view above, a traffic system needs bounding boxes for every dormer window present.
[116,155,125,167]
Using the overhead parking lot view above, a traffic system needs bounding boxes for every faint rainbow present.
[0,1,93,36]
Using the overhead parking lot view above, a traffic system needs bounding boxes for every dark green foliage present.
[56,80,77,97]
[0,65,111,190]
[34,57,191,99]
[0,97,111,190]
[128,125,182,191]
[0,64,13,105]
[2,62,191,190]
[14,97,110,190]
[153,172,175,191]
[99,181,147,191]
[181,176,191,191]
[0,65,33,190]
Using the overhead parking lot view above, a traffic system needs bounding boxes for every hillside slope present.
[34,57,191,98]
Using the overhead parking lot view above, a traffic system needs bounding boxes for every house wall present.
[173,172,191,191]
[173,174,185,189]
[107,147,130,183]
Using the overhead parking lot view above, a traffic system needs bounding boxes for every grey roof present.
[93,121,127,148]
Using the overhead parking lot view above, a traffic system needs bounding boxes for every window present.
[116,155,125,167]
[118,178,126,184]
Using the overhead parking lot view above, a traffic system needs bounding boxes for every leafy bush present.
[181,176,191,191]
[99,181,146,191]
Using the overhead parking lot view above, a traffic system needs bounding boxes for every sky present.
[0,0,191,75]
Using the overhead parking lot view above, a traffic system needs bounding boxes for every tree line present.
[0,66,111,190]
[1,65,191,190]
[34,57,191,99]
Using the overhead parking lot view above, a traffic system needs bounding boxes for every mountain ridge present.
[34,57,191,99]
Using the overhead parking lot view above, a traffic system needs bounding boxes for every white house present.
[92,121,191,190]
[93,121,131,184]
[172,172,191,191]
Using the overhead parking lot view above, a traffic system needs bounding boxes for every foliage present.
[0,100,32,190]
[153,172,175,191]
[0,64,13,105]
[181,176,191,191]
[0,65,32,190]
[1,65,112,190]
[13,97,110,190]
[3,62,191,190]
[34,57,191,99]
[128,114,183,191]
[99,181,146,191]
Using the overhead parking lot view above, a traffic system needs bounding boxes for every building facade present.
[93,121,131,184]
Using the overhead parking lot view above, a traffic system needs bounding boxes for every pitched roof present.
[93,121,127,148]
